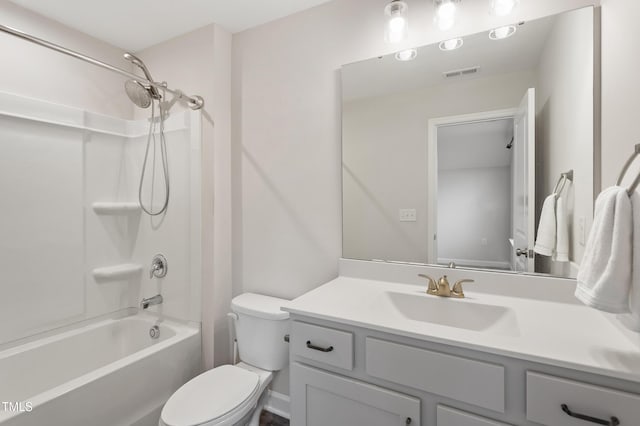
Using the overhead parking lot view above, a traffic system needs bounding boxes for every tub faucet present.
[140,294,163,309]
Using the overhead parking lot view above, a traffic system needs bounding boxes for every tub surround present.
[286,259,640,425]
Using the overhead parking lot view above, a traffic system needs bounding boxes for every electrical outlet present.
[578,216,586,246]
[399,209,417,222]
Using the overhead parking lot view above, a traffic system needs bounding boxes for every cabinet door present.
[291,362,420,426]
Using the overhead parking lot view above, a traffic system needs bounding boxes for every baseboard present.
[264,390,290,420]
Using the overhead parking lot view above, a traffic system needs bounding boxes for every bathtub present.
[0,313,201,426]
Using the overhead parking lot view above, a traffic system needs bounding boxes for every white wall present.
[0,1,132,118]
[437,121,513,269]
[601,0,640,190]
[535,7,594,275]
[342,71,532,263]
[136,24,233,369]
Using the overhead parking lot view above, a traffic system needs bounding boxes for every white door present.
[291,363,421,426]
[511,88,536,272]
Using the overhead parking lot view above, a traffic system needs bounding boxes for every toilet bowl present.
[160,293,290,426]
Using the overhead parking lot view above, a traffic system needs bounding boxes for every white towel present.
[575,186,633,313]
[620,190,640,330]
[553,196,569,262]
[534,194,557,256]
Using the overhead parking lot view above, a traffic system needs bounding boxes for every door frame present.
[426,108,518,265]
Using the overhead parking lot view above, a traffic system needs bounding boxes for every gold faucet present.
[418,274,474,298]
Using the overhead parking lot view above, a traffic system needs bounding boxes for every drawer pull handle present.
[306,340,334,352]
[561,404,620,426]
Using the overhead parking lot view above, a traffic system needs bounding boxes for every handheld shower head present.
[124,52,160,99]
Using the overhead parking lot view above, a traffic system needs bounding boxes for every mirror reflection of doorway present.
[436,117,515,271]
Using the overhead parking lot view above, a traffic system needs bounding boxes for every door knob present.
[516,248,529,257]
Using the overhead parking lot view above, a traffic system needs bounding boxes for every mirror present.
[341,7,596,278]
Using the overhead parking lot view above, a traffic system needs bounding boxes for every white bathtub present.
[0,313,201,426]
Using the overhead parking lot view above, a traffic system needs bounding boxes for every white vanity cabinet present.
[289,318,640,426]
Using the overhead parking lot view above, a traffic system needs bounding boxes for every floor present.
[259,410,289,426]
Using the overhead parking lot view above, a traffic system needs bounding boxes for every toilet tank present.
[231,293,290,371]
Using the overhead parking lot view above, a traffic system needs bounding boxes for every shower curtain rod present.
[0,23,204,110]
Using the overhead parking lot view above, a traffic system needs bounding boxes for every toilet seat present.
[160,365,261,426]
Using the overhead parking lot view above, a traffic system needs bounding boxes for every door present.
[291,362,421,426]
[511,88,535,272]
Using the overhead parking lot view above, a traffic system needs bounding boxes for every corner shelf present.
[92,264,143,281]
[92,202,141,215]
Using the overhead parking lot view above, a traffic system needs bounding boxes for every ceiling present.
[342,13,555,102]
[9,0,334,51]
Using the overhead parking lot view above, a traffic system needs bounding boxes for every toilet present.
[160,293,290,426]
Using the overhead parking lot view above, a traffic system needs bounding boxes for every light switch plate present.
[399,209,417,222]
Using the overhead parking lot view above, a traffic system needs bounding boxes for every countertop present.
[283,275,640,383]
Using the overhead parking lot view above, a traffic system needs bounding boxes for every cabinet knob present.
[405,417,412,425]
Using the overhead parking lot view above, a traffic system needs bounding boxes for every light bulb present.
[384,1,409,44]
[489,25,517,40]
[491,0,519,17]
[395,49,418,61]
[434,0,458,31]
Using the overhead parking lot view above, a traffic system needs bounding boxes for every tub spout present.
[140,294,163,309]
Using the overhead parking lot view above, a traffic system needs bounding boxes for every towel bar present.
[553,170,574,195]
[616,143,640,195]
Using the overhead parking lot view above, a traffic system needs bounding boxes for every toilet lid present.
[161,365,260,426]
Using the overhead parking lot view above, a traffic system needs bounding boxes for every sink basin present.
[380,291,520,337]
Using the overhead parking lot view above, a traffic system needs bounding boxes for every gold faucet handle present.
[451,279,474,297]
[418,274,438,294]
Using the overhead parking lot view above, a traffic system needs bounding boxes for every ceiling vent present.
[443,66,481,79]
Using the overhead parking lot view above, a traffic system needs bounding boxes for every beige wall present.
[0,1,132,118]
[342,70,535,263]
[535,7,594,276]
[136,24,233,370]
[601,0,640,189]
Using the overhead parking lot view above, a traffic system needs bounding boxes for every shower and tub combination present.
[0,24,205,425]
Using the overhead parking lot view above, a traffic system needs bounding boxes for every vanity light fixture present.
[384,0,409,43]
[490,0,519,17]
[395,48,418,61]
[439,38,463,51]
[434,0,461,31]
[489,25,517,40]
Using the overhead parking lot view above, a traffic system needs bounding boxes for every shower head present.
[125,79,152,109]
[123,52,161,100]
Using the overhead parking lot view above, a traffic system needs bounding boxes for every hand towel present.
[534,194,557,256]
[553,196,569,262]
[575,186,633,313]
[620,190,640,330]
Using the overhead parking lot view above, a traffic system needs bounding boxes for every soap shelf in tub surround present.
[92,264,142,281]
[92,202,141,215]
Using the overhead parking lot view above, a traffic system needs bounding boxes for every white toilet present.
[160,293,290,426]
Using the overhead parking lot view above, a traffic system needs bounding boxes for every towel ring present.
[553,170,574,195]
[617,143,640,195]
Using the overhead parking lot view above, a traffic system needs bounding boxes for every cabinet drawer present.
[291,321,354,370]
[366,338,505,412]
[437,406,511,426]
[526,372,640,425]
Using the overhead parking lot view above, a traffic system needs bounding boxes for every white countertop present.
[283,275,640,383]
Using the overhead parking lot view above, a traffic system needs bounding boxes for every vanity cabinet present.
[289,318,640,426]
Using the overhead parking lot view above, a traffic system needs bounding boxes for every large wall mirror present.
[341,6,597,279]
